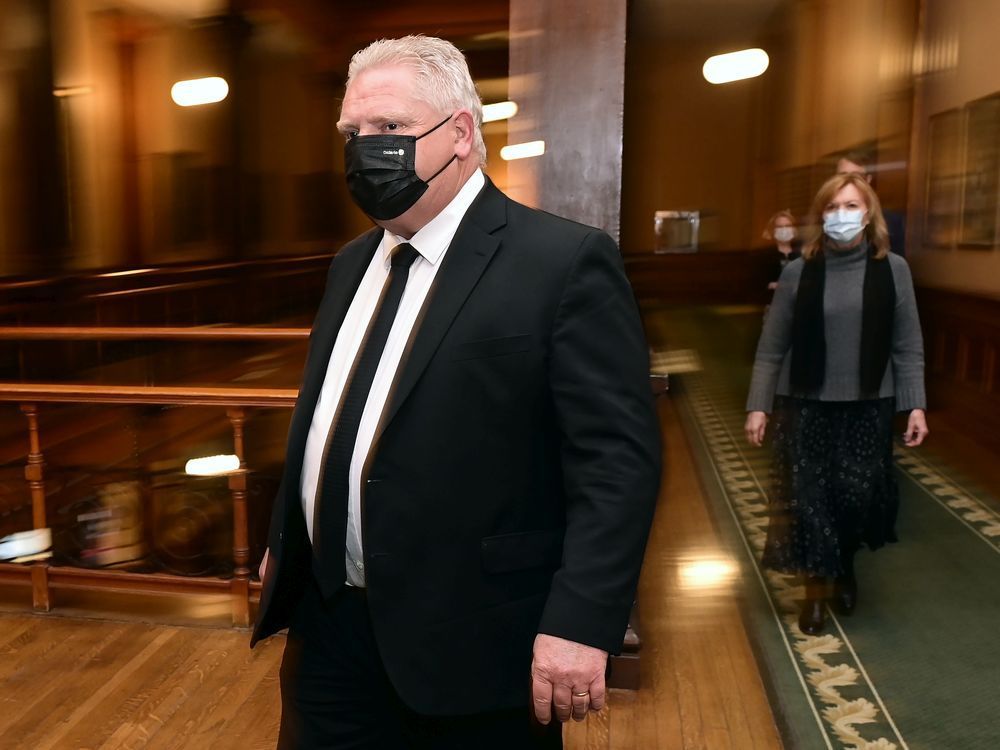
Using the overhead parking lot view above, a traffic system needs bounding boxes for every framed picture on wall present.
[925,108,964,248]
[959,94,1000,247]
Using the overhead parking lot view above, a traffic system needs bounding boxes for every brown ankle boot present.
[832,574,857,615]
[833,546,858,615]
[798,576,827,635]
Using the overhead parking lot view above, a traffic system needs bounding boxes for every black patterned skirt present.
[761,396,899,578]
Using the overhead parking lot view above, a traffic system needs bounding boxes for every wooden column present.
[227,407,250,627]
[114,17,143,267]
[21,404,50,611]
[506,0,627,240]
[508,0,638,690]
[3,0,70,274]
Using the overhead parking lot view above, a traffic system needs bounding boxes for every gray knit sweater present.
[746,243,926,413]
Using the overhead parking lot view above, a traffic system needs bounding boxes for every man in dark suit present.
[251,35,661,749]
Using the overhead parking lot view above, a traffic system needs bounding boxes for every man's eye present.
[345,130,358,140]
[384,123,399,131]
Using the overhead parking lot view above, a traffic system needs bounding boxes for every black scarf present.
[790,242,896,397]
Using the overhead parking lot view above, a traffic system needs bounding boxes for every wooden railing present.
[0,326,309,342]
[0,253,334,325]
[0,326,308,626]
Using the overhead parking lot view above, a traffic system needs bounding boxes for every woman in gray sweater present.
[744,172,928,635]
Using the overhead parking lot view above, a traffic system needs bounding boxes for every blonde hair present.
[802,173,889,259]
[763,209,795,241]
[347,35,487,166]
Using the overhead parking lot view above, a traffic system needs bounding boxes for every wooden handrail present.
[0,326,309,341]
[0,383,298,407]
[0,252,335,293]
[83,279,226,300]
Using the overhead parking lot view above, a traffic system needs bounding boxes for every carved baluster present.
[20,404,50,611]
[227,407,250,627]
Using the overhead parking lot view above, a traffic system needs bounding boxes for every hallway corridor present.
[649,304,1000,749]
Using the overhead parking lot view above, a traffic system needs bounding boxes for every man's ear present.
[452,109,476,159]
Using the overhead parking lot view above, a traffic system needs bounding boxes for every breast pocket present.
[450,334,532,362]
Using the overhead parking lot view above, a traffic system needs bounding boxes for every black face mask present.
[344,115,457,221]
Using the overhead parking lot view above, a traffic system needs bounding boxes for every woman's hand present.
[745,411,768,447]
[903,409,929,447]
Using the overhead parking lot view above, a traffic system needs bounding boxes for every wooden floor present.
[563,397,781,749]
[0,614,285,749]
[0,398,781,749]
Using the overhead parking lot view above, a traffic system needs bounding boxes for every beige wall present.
[906,0,1000,296]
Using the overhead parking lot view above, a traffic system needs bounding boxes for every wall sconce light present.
[500,140,545,161]
[171,77,229,107]
[482,101,519,123]
[702,48,769,84]
[53,86,93,98]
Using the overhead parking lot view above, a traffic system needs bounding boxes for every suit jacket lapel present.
[380,179,508,431]
[287,228,382,463]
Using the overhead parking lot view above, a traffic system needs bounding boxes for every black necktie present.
[312,242,420,598]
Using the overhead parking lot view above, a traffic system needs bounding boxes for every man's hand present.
[530,634,608,724]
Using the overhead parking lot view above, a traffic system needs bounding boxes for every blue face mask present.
[773,226,795,243]
[824,209,866,243]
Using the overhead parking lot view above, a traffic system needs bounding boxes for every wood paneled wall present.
[917,287,1000,448]
[625,250,777,307]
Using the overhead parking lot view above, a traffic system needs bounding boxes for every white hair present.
[347,35,487,166]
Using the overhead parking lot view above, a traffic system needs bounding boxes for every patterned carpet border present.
[893,449,1000,555]
[680,373,908,750]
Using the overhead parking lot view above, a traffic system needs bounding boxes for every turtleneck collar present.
[824,237,869,267]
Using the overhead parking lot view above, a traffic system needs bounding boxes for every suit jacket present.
[251,178,661,716]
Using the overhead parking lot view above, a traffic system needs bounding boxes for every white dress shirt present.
[300,168,486,586]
